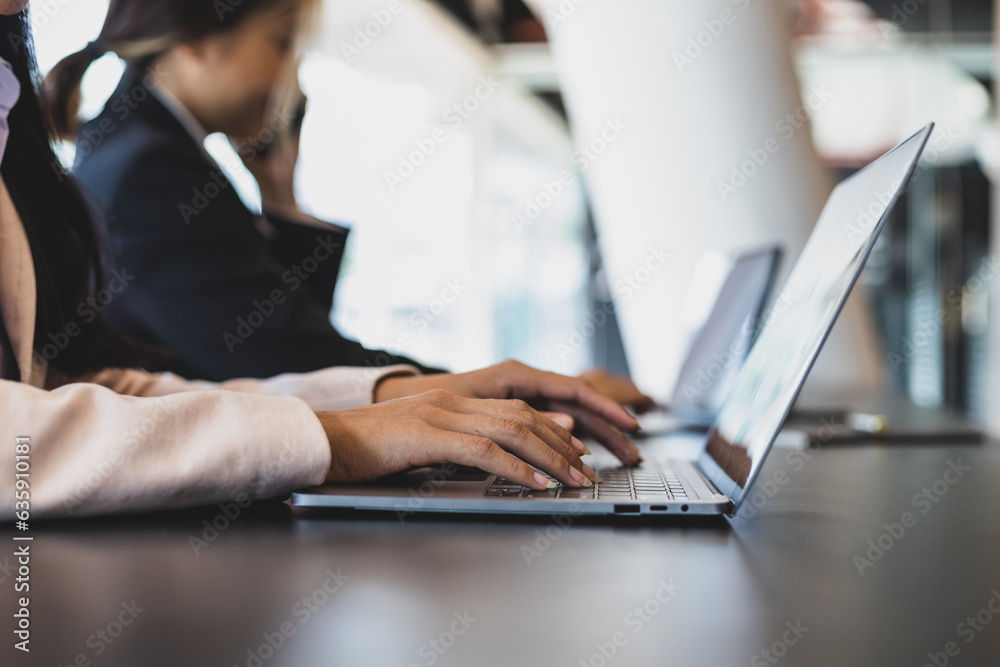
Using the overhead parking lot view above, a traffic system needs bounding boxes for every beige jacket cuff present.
[0,382,330,519]
[11,365,422,518]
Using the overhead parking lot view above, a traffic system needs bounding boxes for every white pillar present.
[528,0,885,402]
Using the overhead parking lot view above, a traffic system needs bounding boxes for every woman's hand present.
[316,389,601,490]
[578,368,658,414]
[374,360,643,465]
[237,94,307,210]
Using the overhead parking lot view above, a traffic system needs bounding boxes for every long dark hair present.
[0,8,158,377]
[46,0,306,139]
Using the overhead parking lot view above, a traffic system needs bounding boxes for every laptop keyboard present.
[483,463,690,501]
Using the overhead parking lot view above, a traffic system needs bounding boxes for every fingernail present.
[568,466,592,487]
[581,464,602,483]
[572,437,592,456]
[626,438,642,462]
[533,472,557,489]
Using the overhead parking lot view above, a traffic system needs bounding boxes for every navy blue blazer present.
[74,70,440,381]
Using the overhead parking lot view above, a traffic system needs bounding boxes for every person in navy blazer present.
[69,64,440,382]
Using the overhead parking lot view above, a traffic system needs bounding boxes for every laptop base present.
[292,457,731,517]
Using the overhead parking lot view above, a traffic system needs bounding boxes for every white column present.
[528,0,885,402]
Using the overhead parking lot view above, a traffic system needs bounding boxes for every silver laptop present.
[293,123,933,518]
[637,245,782,435]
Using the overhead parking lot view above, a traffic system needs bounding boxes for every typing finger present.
[547,400,642,466]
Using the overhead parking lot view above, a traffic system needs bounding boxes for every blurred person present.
[49,0,444,382]
[0,0,644,520]
[48,0,656,411]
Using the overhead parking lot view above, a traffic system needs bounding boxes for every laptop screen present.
[670,247,781,426]
[697,124,933,510]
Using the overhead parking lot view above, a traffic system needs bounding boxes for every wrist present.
[373,374,426,402]
[313,411,345,484]
[262,190,297,210]
[257,182,297,210]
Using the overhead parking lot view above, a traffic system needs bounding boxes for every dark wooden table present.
[4,435,1000,667]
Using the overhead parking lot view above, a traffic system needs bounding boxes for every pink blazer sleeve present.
[1,365,418,519]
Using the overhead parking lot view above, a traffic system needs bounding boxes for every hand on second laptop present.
[373,360,643,466]
[578,368,658,414]
[316,389,602,490]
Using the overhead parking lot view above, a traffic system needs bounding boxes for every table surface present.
[4,430,1000,667]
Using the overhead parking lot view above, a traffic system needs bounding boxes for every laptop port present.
[650,505,668,512]
[681,505,689,512]
[613,505,640,514]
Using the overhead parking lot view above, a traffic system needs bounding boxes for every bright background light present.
[32,0,592,376]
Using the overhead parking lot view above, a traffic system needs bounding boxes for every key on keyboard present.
[483,463,689,501]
